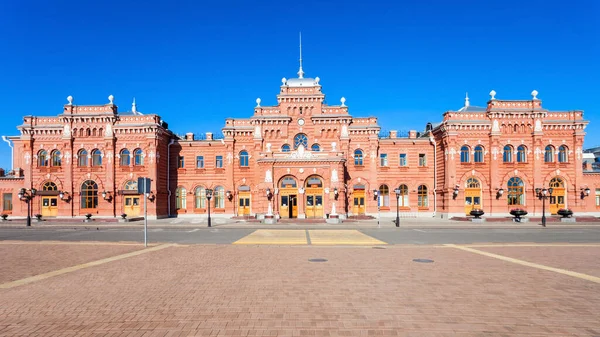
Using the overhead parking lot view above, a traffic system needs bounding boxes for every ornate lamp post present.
[535,187,553,227]
[206,188,213,227]
[18,188,37,227]
[394,187,400,227]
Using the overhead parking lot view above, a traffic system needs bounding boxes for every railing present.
[377,130,415,139]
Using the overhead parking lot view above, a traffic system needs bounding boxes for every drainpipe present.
[429,136,437,218]
[167,139,175,217]
[2,136,13,170]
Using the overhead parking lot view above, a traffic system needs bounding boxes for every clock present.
[297,118,305,126]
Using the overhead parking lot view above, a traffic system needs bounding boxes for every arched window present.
[398,184,409,207]
[120,149,131,166]
[549,177,564,188]
[92,128,97,137]
[195,186,206,208]
[306,176,323,187]
[123,180,137,191]
[239,150,249,167]
[51,150,61,167]
[279,176,297,188]
[354,149,364,166]
[134,149,144,166]
[86,129,91,137]
[91,149,102,166]
[293,133,308,149]
[378,184,389,207]
[43,181,58,191]
[311,144,320,152]
[466,177,480,189]
[214,186,225,208]
[460,146,470,163]
[176,186,187,209]
[81,180,98,209]
[38,150,48,167]
[78,150,88,167]
[474,146,484,163]
[507,177,524,205]
[417,185,428,207]
[545,145,555,163]
[558,145,568,163]
[281,144,291,152]
[517,145,527,163]
[503,145,513,163]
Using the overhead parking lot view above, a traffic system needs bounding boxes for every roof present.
[456,106,487,112]
[284,77,320,87]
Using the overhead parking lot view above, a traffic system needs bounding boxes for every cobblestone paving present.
[0,244,599,336]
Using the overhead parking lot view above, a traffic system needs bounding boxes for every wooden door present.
[124,196,141,217]
[352,190,366,215]
[464,189,481,215]
[305,194,323,218]
[238,193,250,216]
[290,195,298,218]
[549,188,565,215]
[41,197,58,217]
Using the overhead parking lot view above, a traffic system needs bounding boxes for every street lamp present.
[206,188,213,227]
[18,188,37,227]
[535,187,553,227]
[394,187,400,227]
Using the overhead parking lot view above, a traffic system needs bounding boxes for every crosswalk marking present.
[233,229,387,246]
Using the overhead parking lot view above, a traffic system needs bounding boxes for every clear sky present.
[0,0,598,169]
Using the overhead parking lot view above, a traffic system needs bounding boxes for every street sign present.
[136,177,152,247]
[137,177,151,194]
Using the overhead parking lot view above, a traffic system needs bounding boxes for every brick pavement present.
[0,244,599,336]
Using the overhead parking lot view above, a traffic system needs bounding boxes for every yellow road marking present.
[447,244,600,284]
[233,230,307,245]
[0,244,175,289]
[309,230,387,245]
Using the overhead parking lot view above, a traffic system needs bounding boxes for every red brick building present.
[1,68,598,221]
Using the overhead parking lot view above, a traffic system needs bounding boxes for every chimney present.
[409,130,417,139]
[185,132,194,141]
[206,132,213,141]
[390,130,397,139]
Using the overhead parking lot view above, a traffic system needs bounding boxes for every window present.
[294,133,308,149]
[38,150,48,167]
[91,149,102,166]
[214,186,225,208]
[354,149,364,166]
[311,144,320,152]
[545,145,555,163]
[134,149,144,166]
[596,189,600,207]
[195,186,206,208]
[196,156,204,168]
[460,146,470,163]
[517,145,527,163]
[378,185,389,207]
[466,178,480,188]
[124,180,137,191]
[43,181,58,191]
[380,153,388,167]
[51,150,61,167]
[280,176,297,188]
[240,150,249,167]
[281,144,291,152]
[3,193,13,212]
[78,150,88,167]
[418,154,426,167]
[178,156,185,168]
[503,145,513,163]
[398,184,408,207]
[216,156,223,168]
[474,146,483,163]
[176,187,187,209]
[399,153,407,166]
[507,177,524,205]
[120,149,130,166]
[80,180,98,209]
[558,145,568,163]
[417,185,428,207]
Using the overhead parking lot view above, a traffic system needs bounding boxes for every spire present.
[132,97,137,114]
[464,92,470,107]
[297,32,304,79]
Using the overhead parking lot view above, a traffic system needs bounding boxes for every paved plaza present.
[1,227,599,336]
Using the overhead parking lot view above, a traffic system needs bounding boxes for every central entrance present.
[352,184,366,215]
[237,185,251,216]
[279,176,298,218]
[549,177,565,215]
[464,177,482,215]
[305,176,324,218]
[41,181,59,217]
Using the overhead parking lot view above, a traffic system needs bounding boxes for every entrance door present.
[280,194,298,218]
[305,194,323,218]
[549,189,565,215]
[238,193,251,216]
[464,190,481,215]
[352,190,366,215]
[124,196,141,217]
[41,197,58,217]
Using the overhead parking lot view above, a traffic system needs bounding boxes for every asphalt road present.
[1,227,599,245]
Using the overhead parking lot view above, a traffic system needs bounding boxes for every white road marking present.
[187,229,200,233]
[413,229,427,233]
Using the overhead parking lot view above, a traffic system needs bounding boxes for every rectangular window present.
[196,156,204,168]
[596,189,600,206]
[178,156,185,168]
[216,156,223,168]
[3,193,13,211]
[380,153,388,167]
[399,153,407,167]
[419,154,426,167]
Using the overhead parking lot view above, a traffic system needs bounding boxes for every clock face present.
[297,118,305,126]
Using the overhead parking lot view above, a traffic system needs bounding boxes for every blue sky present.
[0,0,598,169]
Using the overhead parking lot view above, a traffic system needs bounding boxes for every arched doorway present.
[279,176,298,218]
[237,185,251,216]
[464,177,482,215]
[41,181,59,217]
[352,184,366,215]
[549,177,565,215]
[122,180,141,217]
[305,176,324,218]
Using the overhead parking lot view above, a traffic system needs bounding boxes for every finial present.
[315,76,320,84]
[489,90,496,100]
[256,98,261,107]
[531,90,539,100]
[297,32,304,79]
[132,97,137,114]
[281,77,287,85]
[340,97,346,107]
[108,94,114,104]
[464,92,470,107]
[67,95,73,105]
